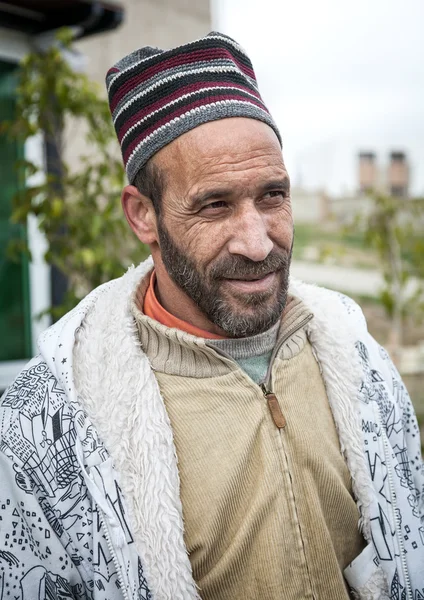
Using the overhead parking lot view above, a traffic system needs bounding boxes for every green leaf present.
[3,28,150,317]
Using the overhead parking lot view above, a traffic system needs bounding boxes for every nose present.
[227,205,273,262]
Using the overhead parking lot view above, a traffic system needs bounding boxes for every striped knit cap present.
[106,31,281,184]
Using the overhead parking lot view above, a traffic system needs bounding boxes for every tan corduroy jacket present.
[132,278,366,600]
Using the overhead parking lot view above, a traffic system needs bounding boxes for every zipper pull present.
[261,384,286,429]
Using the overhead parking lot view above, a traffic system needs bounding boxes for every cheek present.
[168,216,226,262]
[187,220,234,270]
[267,208,294,247]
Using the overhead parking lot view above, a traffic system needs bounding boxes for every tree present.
[346,191,424,363]
[1,29,148,319]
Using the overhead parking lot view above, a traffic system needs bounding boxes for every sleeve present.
[0,453,85,599]
[365,335,424,517]
[0,358,88,599]
[387,354,424,515]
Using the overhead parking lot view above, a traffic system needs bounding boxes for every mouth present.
[223,271,277,293]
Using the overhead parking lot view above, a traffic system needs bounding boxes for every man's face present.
[152,118,293,337]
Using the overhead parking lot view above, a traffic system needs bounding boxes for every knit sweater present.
[208,321,279,383]
[131,277,366,599]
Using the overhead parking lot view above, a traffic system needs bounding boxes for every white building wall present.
[0,27,31,62]
[291,188,327,224]
[66,0,211,169]
[77,0,211,76]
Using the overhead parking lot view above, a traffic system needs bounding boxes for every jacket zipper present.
[100,508,131,600]
[260,314,313,428]
[98,310,309,597]
[208,313,313,429]
[379,422,413,599]
[262,313,316,600]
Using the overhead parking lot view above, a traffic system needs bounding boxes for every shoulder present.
[288,279,397,384]
[289,278,368,334]
[0,356,73,465]
[1,355,68,414]
[0,357,88,534]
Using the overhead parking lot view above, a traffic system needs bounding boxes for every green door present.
[0,60,32,360]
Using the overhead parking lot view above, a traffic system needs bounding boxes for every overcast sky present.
[214,0,424,195]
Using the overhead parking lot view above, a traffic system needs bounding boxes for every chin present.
[226,289,279,310]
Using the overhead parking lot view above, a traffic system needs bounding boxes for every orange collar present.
[143,271,226,339]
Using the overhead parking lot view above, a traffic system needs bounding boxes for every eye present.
[265,190,288,199]
[262,190,288,204]
[201,200,228,211]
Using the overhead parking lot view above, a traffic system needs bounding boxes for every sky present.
[214,0,424,195]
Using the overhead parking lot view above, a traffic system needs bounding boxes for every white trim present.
[0,360,27,391]
[0,43,44,391]
[24,133,51,354]
[210,0,220,31]
[70,259,201,600]
[0,27,31,63]
[0,134,50,390]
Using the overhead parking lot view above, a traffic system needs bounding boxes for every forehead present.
[153,117,286,194]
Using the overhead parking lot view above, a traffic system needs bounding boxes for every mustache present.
[208,250,291,281]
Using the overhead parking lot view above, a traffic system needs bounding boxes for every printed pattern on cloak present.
[355,339,424,598]
[0,354,151,599]
[0,267,423,599]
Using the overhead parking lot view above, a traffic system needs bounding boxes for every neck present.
[153,259,228,337]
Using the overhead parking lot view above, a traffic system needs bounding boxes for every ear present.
[121,184,158,245]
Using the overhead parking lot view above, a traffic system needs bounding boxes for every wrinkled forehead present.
[153,117,285,193]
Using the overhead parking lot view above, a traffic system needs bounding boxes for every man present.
[0,32,423,600]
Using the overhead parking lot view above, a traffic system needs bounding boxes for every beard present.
[157,221,292,338]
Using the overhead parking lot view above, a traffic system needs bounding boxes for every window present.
[0,60,32,361]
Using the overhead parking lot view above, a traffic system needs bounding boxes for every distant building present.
[290,187,330,225]
[291,186,372,226]
[357,150,410,198]
[292,150,411,226]
[388,151,409,198]
[358,151,377,193]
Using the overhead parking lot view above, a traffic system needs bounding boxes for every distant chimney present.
[358,152,377,193]
[388,151,409,197]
